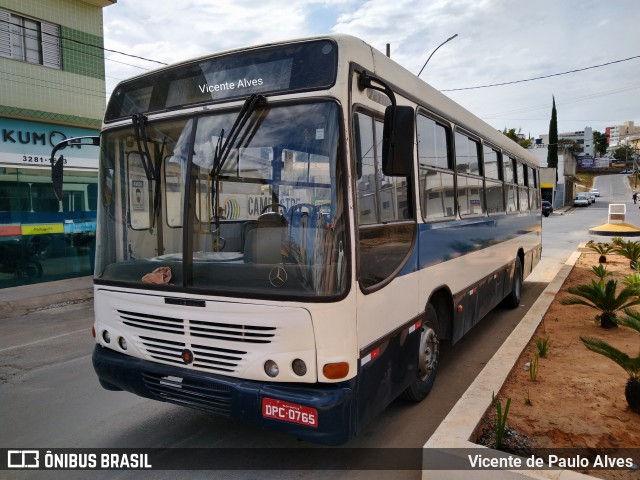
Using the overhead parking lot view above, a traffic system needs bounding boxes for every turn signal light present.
[323,362,349,379]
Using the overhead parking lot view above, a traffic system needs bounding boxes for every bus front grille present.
[139,336,185,365]
[117,310,185,335]
[189,320,276,343]
[141,371,232,416]
[191,344,246,373]
[116,309,276,344]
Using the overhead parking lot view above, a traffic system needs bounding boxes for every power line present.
[481,84,640,119]
[442,55,640,92]
[1,70,108,97]
[0,73,108,100]
[2,17,167,66]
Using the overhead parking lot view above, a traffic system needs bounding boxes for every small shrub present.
[587,242,614,263]
[591,264,612,281]
[615,240,640,269]
[536,336,550,358]
[495,397,511,449]
[562,279,640,328]
[580,309,640,414]
[529,354,539,381]
[611,237,625,247]
[624,272,640,289]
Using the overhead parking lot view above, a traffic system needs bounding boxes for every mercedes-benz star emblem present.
[268,267,288,288]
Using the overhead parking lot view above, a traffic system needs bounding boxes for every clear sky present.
[103,0,640,139]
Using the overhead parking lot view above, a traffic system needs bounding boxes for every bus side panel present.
[355,320,423,431]
[417,214,540,343]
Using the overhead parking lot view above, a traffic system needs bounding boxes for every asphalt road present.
[1,174,638,480]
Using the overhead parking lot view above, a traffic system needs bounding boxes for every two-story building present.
[0,0,114,288]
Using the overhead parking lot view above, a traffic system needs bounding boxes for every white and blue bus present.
[51,34,541,445]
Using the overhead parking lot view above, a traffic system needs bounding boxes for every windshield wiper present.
[209,94,266,239]
[132,113,157,181]
[210,93,266,179]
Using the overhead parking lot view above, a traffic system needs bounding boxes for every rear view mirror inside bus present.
[382,105,414,177]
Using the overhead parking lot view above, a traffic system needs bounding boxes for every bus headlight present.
[102,330,111,344]
[264,360,279,378]
[118,337,128,350]
[292,359,307,376]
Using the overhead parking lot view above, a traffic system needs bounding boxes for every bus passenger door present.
[352,110,419,422]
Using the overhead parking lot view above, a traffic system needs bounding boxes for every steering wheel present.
[260,203,288,215]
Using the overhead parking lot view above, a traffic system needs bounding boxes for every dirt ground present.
[476,249,640,479]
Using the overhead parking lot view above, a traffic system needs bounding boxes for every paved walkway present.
[0,275,92,320]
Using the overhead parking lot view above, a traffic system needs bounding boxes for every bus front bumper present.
[92,345,356,445]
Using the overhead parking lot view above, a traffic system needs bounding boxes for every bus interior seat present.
[243,212,287,264]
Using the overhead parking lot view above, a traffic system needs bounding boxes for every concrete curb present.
[422,249,595,479]
[0,276,93,320]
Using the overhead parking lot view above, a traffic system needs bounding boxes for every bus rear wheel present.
[503,256,523,308]
[402,303,439,402]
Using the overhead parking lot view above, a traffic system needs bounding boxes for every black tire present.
[402,303,440,402]
[503,256,523,308]
[543,212,549,217]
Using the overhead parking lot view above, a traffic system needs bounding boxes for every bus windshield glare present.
[96,101,348,298]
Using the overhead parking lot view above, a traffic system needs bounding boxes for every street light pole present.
[417,34,458,77]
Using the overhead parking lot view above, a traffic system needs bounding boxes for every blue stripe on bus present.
[398,213,540,277]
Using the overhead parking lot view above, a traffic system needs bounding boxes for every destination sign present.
[105,39,338,122]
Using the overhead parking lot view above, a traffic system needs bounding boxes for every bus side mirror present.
[49,136,100,201]
[382,105,414,177]
[52,155,65,201]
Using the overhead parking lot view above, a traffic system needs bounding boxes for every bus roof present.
[107,34,537,167]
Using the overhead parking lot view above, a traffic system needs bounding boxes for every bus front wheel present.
[402,303,440,402]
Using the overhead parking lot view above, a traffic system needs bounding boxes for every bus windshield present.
[95,101,348,298]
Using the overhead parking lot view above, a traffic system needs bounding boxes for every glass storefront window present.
[0,167,98,288]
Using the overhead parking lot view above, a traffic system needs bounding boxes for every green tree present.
[501,127,533,148]
[547,96,558,181]
[593,131,609,157]
[558,138,580,154]
[613,145,636,164]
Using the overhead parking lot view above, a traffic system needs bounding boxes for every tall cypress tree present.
[547,96,558,181]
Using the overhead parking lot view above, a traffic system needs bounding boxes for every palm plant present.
[624,272,640,289]
[611,237,625,248]
[562,279,640,328]
[615,240,640,269]
[580,309,640,414]
[587,242,614,263]
[591,264,612,281]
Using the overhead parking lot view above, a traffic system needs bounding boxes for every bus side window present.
[483,146,504,214]
[354,111,415,289]
[417,114,455,220]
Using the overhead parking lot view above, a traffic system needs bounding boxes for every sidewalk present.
[0,275,93,320]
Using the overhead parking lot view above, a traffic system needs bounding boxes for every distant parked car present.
[621,169,632,174]
[589,188,600,197]
[541,201,553,217]
[574,193,589,207]
[588,192,596,203]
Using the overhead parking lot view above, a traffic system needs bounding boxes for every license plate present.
[262,397,318,428]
